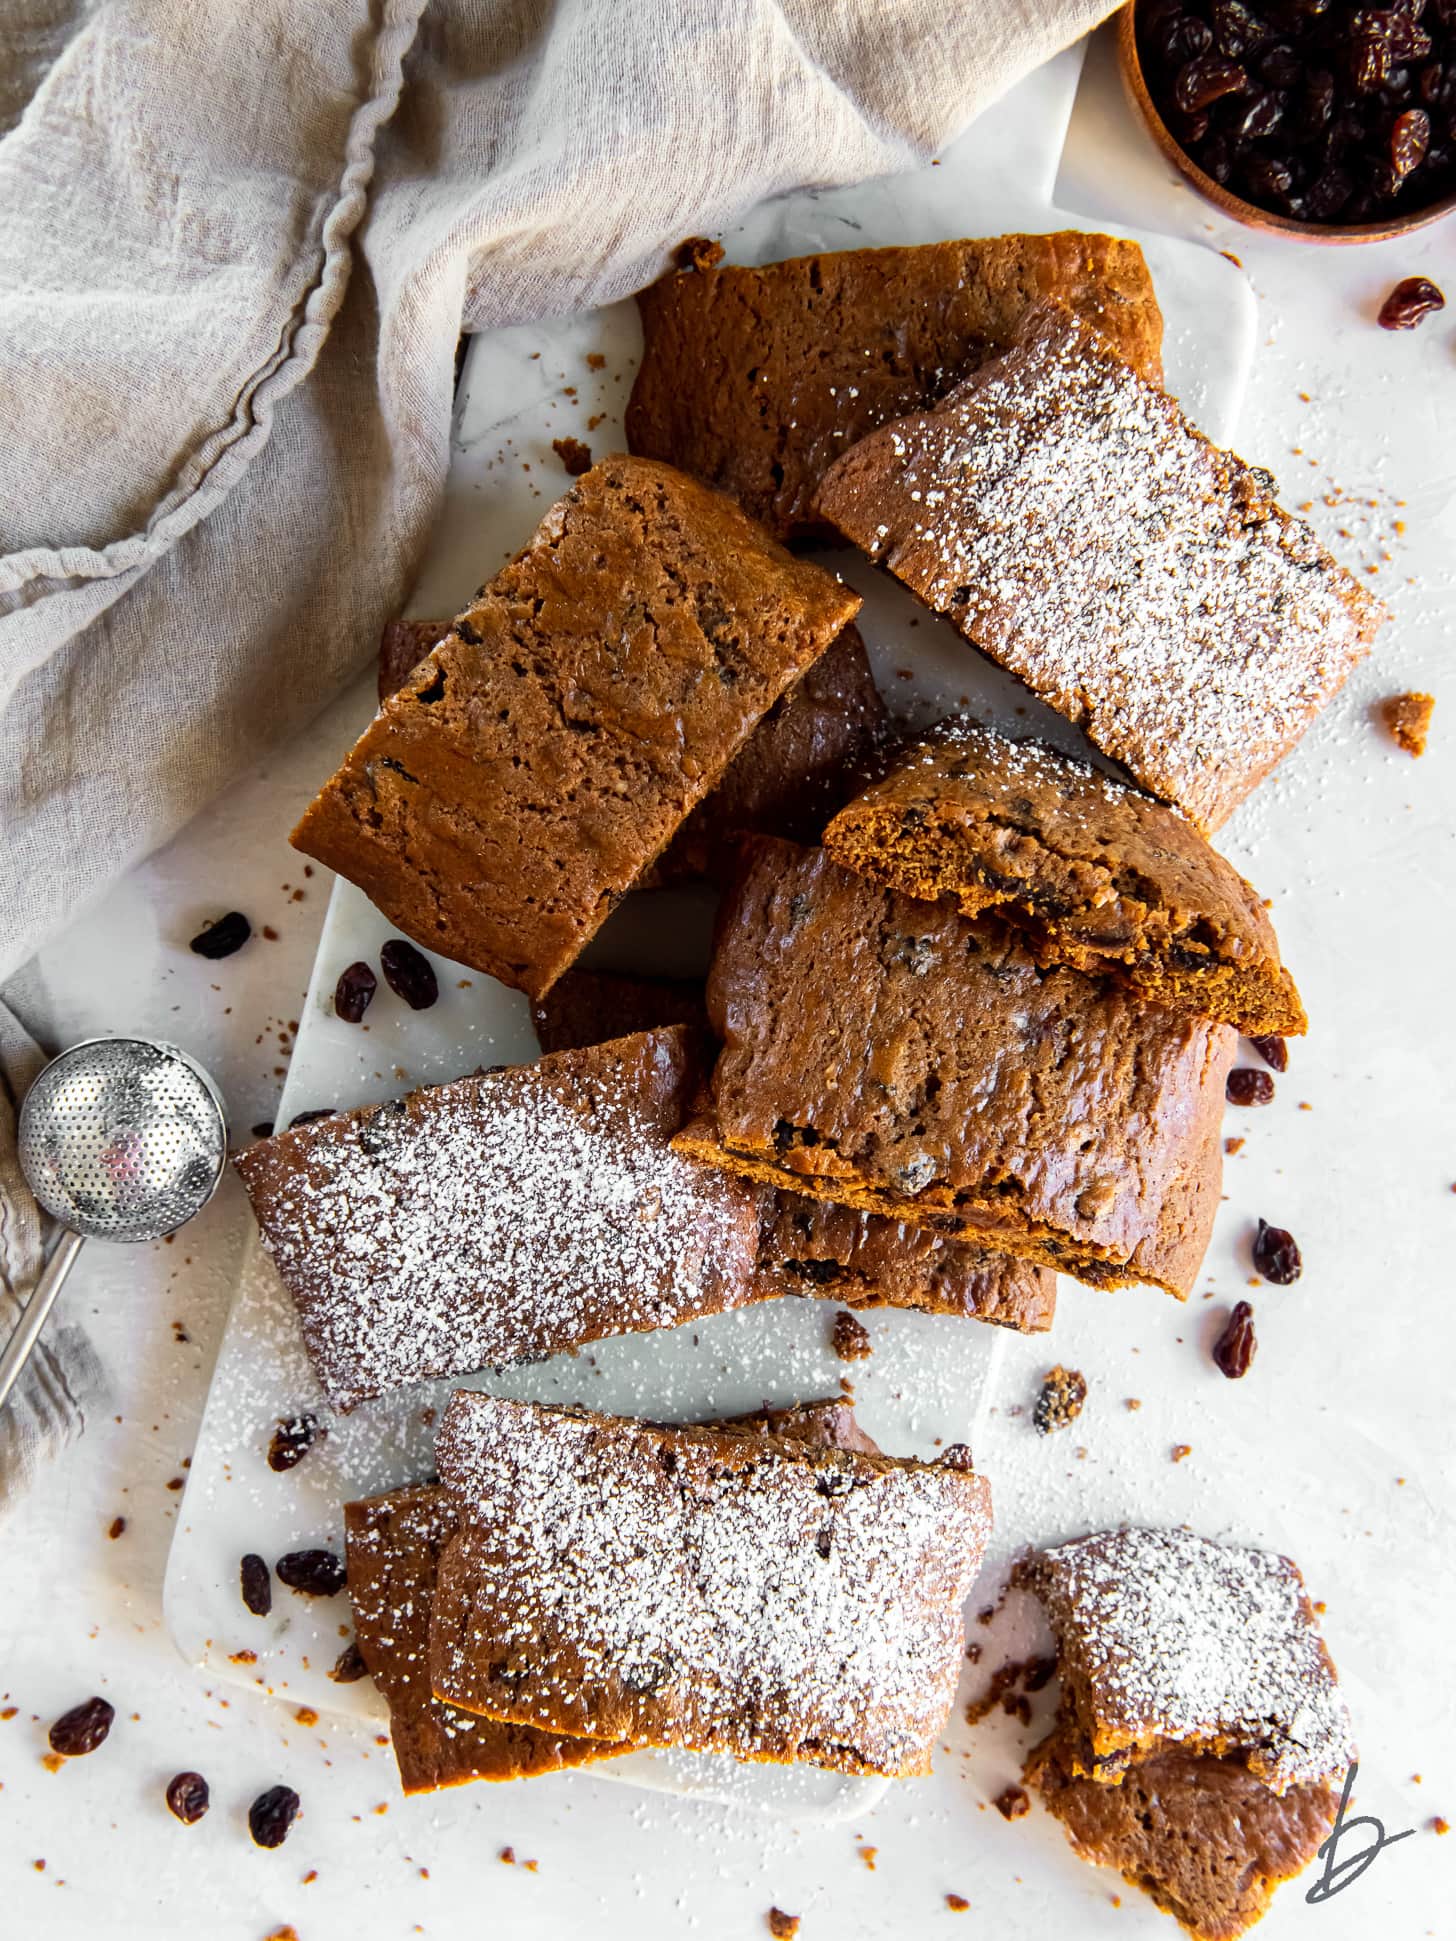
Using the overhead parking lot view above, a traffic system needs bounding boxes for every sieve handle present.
[0,1228,86,1414]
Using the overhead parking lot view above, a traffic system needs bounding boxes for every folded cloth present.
[0,998,108,1514]
[0,0,1116,1491]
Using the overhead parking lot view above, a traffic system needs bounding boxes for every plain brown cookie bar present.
[674,838,1232,1297]
[345,1399,878,1794]
[1024,1727,1337,1941]
[823,721,1306,1036]
[381,618,889,888]
[816,305,1385,831]
[625,232,1164,538]
[232,1027,762,1411]
[428,1392,992,1776]
[647,620,890,884]
[1015,1527,1355,1793]
[531,967,1055,1331]
[292,456,860,999]
[751,1194,1054,1331]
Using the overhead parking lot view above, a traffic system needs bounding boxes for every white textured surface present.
[2,33,1453,1939]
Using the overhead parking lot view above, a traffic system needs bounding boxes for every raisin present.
[379,938,439,1010]
[1154,11,1214,65]
[1213,1299,1258,1376]
[240,1552,273,1617]
[165,1770,210,1824]
[1033,1365,1087,1436]
[1227,1067,1276,1104]
[267,1413,323,1472]
[1298,164,1354,219]
[1391,104,1433,174]
[1253,1217,1302,1283]
[1175,52,1251,111]
[48,1697,115,1757]
[1235,87,1288,135]
[288,1107,337,1129]
[830,1309,873,1361]
[248,1784,301,1849]
[1379,274,1446,327]
[1212,1,1271,59]
[333,960,377,1024]
[1248,1032,1289,1071]
[994,1784,1031,1821]
[275,1548,346,1597]
[328,1641,369,1684]
[189,911,251,959]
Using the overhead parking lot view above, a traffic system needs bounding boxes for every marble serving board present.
[164,41,1254,1823]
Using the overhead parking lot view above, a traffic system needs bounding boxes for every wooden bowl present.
[1117,3,1456,244]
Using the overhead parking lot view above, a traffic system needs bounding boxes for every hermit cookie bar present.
[816,304,1385,830]
[383,619,890,890]
[345,1399,877,1795]
[674,837,1233,1298]
[751,1191,1055,1333]
[344,1484,621,1794]
[824,721,1306,1036]
[233,1027,762,1411]
[428,1392,993,1776]
[292,456,860,998]
[626,233,1164,539]
[529,966,1055,1330]
[1017,1526,1354,1941]
[1024,1730,1340,1941]
[1017,1526,1355,1792]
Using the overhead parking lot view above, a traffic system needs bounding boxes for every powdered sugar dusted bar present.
[1017,1526,1355,1794]
[345,1399,878,1794]
[233,1027,761,1411]
[428,1392,993,1776]
[816,304,1386,832]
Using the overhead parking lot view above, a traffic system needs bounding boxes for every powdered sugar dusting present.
[432,1392,993,1774]
[821,307,1384,831]
[235,1037,761,1411]
[1026,1525,1354,1792]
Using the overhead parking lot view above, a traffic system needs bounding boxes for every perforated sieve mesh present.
[17,1038,228,1242]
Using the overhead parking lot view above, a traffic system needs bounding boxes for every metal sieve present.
[0,1037,229,1414]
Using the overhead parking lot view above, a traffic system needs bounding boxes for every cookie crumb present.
[1125,1398,1142,1411]
[1433,1816,1450,1835]
[857,1845,877,1870]
[551,436,592,477]
[994,1784,1031,1821]
[767,1911,801,1939]
[945,1893,970,1911]
[1381,691,1434,757]
[585,353,606,371]
[675,236,724,273]
[1171,1443,1193,1463]
[1033,1365,1086,1436]
[107,1516,126,1540]
[1224,1136,1245,1155]
[831,1309,872,1361]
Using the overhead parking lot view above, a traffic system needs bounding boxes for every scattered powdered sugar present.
[238,1051,760,1411]
[1025,1525,1354,1792]
[432,1393,993,1773]
[917,716,1160,812]
[823,308,1385,832]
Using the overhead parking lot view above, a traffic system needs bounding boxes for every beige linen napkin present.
[0,0,1115,1494]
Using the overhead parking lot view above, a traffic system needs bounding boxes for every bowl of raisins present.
[1121,1,1456,239]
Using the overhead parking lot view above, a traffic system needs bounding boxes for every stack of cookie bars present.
[234,232,1384,1937]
